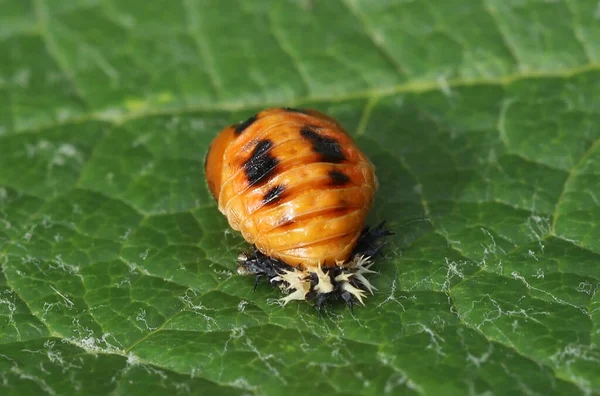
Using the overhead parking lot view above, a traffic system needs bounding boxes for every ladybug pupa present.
[204,107,392,310]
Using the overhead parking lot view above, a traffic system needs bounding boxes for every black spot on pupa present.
[328,170,350,186]
[243,140,279,186]
[282,107,309,114]
[234,113,258,135]
[263,184,285,206]
[300,126,345,163]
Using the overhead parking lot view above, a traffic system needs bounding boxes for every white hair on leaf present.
[269,254,377,306]
[272,269,310,305]
[350,255,377,295]
[342,281,367,305]
[312,264,334,294]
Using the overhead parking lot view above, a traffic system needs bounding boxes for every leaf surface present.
[1,0,600,395]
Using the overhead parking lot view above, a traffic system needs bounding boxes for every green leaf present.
[1,0,599,395]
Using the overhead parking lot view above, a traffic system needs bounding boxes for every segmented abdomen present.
[216,108,377,268]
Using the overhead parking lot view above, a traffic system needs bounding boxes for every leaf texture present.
[1,0,599,395]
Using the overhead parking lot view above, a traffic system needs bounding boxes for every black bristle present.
[253,275,262,292]
[236,221,393,313]
[342,291,354,312]
[315,294,328,318]
[352,220,395,258]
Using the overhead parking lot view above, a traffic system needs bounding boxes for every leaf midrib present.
[6,63,600,136]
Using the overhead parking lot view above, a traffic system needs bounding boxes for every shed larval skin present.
[205,108,378,269]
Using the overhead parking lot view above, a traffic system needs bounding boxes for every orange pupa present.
[205,107,391,309]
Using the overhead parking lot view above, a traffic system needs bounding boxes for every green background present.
[1,0,600,394]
